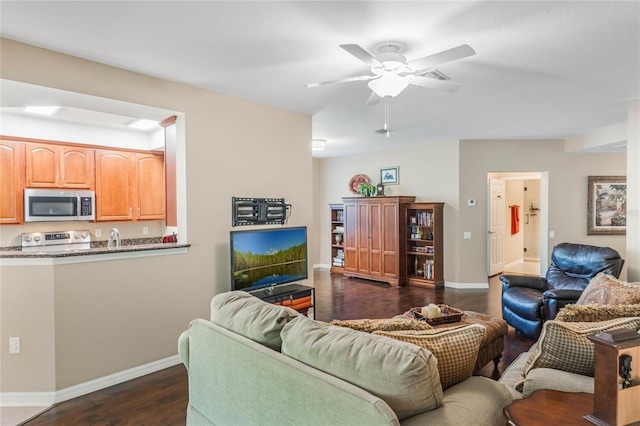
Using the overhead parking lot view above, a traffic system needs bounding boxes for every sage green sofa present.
[178,291,513,426]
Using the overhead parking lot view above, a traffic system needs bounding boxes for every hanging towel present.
[511,205,520,235]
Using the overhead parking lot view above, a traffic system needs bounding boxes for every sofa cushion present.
[281,315,443,420]
[330,318,433,333]
[374,324,485,390]
[210,291,298,351]
[556,303,640,322]
[517,317,640,391]
[576,273,640,305]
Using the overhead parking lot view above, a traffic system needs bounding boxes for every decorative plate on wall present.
[348,174,371,194]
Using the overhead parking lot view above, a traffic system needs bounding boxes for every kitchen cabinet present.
[342,196,415,286]
[95,149,135,221]
[135,153,165,220]
[0,139,25,224]
[25,142,93,188]
[95,149,165,222]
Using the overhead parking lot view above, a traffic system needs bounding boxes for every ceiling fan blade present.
[305,74,377,88]
[408,44,475,72]
[340,44,383,67]
[365,91,382,106]
[407,75,462,93]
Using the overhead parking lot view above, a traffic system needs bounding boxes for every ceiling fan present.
[306,42,475,105]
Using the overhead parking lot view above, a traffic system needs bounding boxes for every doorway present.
[487,172,548,276]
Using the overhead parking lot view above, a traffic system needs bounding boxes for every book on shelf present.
[415,211,434,227]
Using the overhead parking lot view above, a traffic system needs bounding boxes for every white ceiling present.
[1,1,638,158]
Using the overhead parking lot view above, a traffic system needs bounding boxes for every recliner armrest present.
[499,274,546,291]
[542,289,583,301]
[542,289,583,320]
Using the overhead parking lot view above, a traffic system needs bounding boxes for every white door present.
[488,178,505,276]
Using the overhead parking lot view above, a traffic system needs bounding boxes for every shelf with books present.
[403,203,444,289]
[329,204,345,273]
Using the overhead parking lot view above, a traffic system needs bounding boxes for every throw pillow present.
[576,273,640,305]
[209,291,298,351]
[330,318,433,333]
[281,315,443,420]
[374,324,485,390]
[516,317,640,391]
[556,304,640,322]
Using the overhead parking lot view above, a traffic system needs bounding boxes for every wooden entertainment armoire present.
[341,196,444,288]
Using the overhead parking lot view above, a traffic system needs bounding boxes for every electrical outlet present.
[95,229,102,237]
[9,337,20,354]
[142,227,149,235]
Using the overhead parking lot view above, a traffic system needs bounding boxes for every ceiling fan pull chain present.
[385,97,390,138]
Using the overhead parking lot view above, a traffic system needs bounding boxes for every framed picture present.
[380,166,399,185]
[587,176,626,235]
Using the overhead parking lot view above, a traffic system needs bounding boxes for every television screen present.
[230,226,308,291]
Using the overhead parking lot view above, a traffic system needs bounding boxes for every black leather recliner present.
[500,243,624,340]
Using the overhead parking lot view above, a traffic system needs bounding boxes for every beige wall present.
[316,139,627,285]
[0,39,313,392]
[0,266,55,392]
[628,100,640,281]
[317,141,460,281]
[459,139,627,282]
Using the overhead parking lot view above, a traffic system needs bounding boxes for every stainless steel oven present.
[24,189,95,222]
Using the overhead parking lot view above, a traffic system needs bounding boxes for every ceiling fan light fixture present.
[368,73,409,98]
[311,139,327,151]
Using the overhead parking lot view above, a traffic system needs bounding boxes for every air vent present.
[421,69,450,81]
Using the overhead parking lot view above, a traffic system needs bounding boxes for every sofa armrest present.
[400,377,513,426]
[500,274,546,291]
[542,289,583,320]
[521,368,594,397]
[178,329,190,370]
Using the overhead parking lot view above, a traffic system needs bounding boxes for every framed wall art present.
[587,176,626,235]
[380,166,399,185]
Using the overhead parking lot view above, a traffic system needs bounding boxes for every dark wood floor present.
[25,269,533,425]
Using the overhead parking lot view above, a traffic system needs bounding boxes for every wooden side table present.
[505,389,593,425]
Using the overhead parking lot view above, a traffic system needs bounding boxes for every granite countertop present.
[0,238,190,258]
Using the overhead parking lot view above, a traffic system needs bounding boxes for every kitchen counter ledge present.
[0,242,190,265]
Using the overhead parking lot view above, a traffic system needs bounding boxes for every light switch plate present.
[463,232,471,240]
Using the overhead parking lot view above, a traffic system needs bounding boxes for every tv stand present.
[250,283,314,317]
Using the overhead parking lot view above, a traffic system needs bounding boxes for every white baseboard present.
[313,263,331,269]
[0,355,182,407]
[445,281,489,289]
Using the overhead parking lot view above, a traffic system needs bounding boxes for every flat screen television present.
[230,226,308,292]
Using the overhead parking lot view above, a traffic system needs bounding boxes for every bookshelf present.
[403,202,444,288]
[329,204,345,273]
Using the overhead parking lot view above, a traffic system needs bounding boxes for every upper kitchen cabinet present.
[95,149,135,221]
[0,139,25,224]
[25,142,94,189]
[95,149,165,222]
[135,153,165,220]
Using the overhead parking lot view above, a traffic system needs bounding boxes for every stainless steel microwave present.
[24,189,95,222]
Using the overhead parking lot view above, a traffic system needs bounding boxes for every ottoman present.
[399,309,508,372]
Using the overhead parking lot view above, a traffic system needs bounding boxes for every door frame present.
[487,172,549,276]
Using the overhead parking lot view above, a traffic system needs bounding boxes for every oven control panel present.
[22,230,91,248]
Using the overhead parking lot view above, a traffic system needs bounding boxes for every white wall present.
[1,112,156,150]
